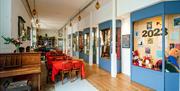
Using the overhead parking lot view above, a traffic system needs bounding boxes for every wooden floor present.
[85,64,152,91]
[41,61,152,91]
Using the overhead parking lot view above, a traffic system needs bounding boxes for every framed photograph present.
[147,22,152,30]
[145,47,151,54]
[27,26,31,40]
[147,38,153,44]
[170,43,175,50]
[122,34,130,48]
[18,16,26,40]
[174,17,180,28]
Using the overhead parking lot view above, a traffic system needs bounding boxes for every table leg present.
[38,74,41,91]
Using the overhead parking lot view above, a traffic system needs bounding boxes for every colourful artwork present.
[122,35,130,48]
[147,22,152,30]
[175,44,180,50]
[174,17,180,28]
[170,31,179,41]
[135,31,139,36]
[145,47,151,54]
[147,38,153,44]
[156,50,162,58]
[170,43,175,50]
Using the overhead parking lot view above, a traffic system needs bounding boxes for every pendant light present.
[36,19,39,24]
[70,21,72,27]
[32,0,37,17]
[78,15,81,21]
[78,11,81,21]
[95,0,100,10]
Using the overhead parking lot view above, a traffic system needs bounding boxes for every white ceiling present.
[28,0,92,30]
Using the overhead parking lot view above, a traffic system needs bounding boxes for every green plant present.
[2,36,22,47]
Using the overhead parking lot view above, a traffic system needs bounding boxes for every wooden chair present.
[61,61,72,84]
[71,61,81,81]
[45,61,52,83]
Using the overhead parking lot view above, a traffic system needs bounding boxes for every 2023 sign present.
[142,28,168,37]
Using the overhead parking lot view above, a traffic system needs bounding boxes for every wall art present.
[147,22,152,30]
[174,17,180,28]
[122,34,130,48]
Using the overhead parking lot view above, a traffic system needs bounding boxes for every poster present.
[122,34,130,48]
[174,17,180,28]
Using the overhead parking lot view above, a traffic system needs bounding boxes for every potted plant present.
[2,36,22,52]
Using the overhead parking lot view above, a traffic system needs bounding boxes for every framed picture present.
[147,22,152,30]
[147,38,153,44]
[18,16,26,40]
[174,17,180,28]
[145,47,151,54]
[122,34,130,48]
[27,26,31,40]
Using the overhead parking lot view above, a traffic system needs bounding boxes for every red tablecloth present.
[51,60,85,82]
[46,56,66,69]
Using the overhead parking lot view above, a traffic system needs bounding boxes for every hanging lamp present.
[78,11,81,21]
[70,21,72,27]
[78,15,81,21]
[95,0,100,10]
[32,0,37,16]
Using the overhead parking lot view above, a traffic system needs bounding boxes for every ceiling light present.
[70,22,72,27]
[95,0,100,10]
[36,19,39,24]
[78,15,81,21]
[32,9,37,16]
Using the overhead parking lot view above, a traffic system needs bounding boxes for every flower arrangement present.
[2,36,22,52]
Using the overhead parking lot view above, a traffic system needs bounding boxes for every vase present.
[15,45,20,53]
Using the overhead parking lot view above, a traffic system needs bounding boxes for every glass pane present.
[116,28,121,60]
[84,33,90,55]
[165,14,180,72]
[100,29,111,59]
[79,32,83,52]
[73,34,76,52]
[133,16,162,71]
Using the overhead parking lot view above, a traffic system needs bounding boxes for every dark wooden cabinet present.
[0,52,41,91]
[37,36,55,48]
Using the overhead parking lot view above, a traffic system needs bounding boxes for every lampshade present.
[32,9,37,16]
[78,15,81,21]
[95,1,100,10]
[70,22,72,26]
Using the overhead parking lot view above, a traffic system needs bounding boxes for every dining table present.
[51,59,85,82]
[46,55,69,69]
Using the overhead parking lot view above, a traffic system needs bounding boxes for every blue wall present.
[130,1,180,91]
[98,20,121,73]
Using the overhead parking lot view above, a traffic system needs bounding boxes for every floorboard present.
[40,61,152,91]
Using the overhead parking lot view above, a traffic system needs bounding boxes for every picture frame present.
[122,34,130,48]
[147,22,152,30]
[147,38,153,44]
[18,16,26,40]
[27,26,31,40]
[174,17,180,28]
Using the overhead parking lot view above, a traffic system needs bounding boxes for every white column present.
[96,25,99,66]
[63,29,65,53]
[111,0,117,77]
[77,22,80,58]
[66,27,68,54]
[71,27,73,56]
[89,12,93,66]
